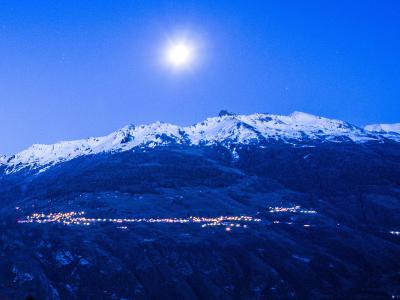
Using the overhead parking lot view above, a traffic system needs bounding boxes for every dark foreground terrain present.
[1,142,400,299]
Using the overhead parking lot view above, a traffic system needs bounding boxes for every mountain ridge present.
[1,111,399,174]
[364,122,400,133]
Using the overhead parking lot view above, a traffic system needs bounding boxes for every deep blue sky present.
[0,1,399,154]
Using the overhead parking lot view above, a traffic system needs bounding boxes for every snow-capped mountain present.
[2,111,399,174]
[364,123,400,134]
[2,113,400,300]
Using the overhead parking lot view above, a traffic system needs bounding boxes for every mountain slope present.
[0,112,400,299]
[1,141,400,299]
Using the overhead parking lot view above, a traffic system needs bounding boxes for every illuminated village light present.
[18,211,261,230]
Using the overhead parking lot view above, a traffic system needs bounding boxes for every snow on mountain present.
[5,122,184,173]
[187,112,360,144]
[0,155,7,166]
[364,123,400,134]
[3,111,399,174]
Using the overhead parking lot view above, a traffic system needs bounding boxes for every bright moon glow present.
[165,42,193,68]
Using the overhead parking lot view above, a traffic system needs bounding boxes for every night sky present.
[0,1,399,154]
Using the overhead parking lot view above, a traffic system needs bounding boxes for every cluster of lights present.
[390,231,400,236]
[268,206,317,214]
[18,212,261,230]
[272,220,312,227]
[200,217,257,229]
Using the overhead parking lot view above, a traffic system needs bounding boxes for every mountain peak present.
[364,123,400,134]
[218,110,236,117]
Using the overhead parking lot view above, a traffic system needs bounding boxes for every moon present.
[165,41,194,69]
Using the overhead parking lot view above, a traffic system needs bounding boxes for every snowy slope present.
[186,111,383,144]
[3,111,400,174]
[4,122,185,173]
[364,123,400,134]
[0,155,7,166]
